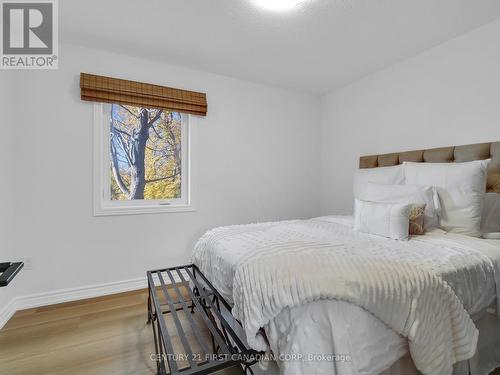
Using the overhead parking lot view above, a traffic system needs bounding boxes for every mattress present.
[192,215,500,375]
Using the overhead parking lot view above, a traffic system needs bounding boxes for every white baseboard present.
[0,276,148,330]
[0,298,18,330]
[0,269,191,330]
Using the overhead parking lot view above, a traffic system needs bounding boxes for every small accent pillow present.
[354,199,412,240]
[409,204,426,235]
[353,165,405,200]
[364,182,440,230]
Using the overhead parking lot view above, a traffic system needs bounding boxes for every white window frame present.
[93,103,194,216]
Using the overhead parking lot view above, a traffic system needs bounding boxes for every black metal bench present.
[147,264,263,375]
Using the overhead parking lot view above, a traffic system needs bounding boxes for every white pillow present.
[353,165,404,200]
[403,160,489,237]
[354,199,412,240]
[364,182,441,230]
[481,193,500,233]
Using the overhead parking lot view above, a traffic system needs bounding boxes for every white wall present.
[0,73,14,254]
[0,72,15,312]
[320,20,500,214]
[2,43,321,307]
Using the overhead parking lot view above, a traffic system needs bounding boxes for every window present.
[94,103,192,215]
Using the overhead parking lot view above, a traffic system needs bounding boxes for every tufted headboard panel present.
[359,141,500,193]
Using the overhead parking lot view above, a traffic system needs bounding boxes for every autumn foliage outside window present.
[108,104,183,201]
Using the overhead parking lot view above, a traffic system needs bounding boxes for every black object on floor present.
[147,264,263,375]
[0,262,24,287]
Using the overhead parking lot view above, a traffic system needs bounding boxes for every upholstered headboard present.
[359,141,500,193]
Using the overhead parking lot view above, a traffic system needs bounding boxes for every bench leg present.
[147,292,152,324]
[241,363,255,375]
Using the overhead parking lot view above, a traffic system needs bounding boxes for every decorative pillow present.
[409,204,426,235]
[481,192,500,234]
[403,160,489,237]
[353,165,404,200]
[364,182,440,230]
[354,199,412,240]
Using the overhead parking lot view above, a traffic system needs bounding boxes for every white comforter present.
[192,216,500,375]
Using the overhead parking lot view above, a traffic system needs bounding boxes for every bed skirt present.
[221,306,500,375]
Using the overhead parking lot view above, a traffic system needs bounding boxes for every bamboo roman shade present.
[80,73,207,116]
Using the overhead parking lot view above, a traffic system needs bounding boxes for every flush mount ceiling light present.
[252,0,305,11]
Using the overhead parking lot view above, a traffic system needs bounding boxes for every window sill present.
[94,204,195,217]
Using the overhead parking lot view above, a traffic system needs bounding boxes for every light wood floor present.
[0,288,239,375]
[1,289,499,375]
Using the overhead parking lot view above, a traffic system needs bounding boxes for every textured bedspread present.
[192,216,500,375]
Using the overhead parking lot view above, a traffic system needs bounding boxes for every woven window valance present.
[80,73,207,116]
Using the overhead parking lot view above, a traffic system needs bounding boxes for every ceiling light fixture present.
[252,0,305,11]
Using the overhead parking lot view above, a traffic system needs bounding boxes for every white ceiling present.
[60,0,500,94]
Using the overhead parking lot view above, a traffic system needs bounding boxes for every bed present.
[192,141,500,375]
